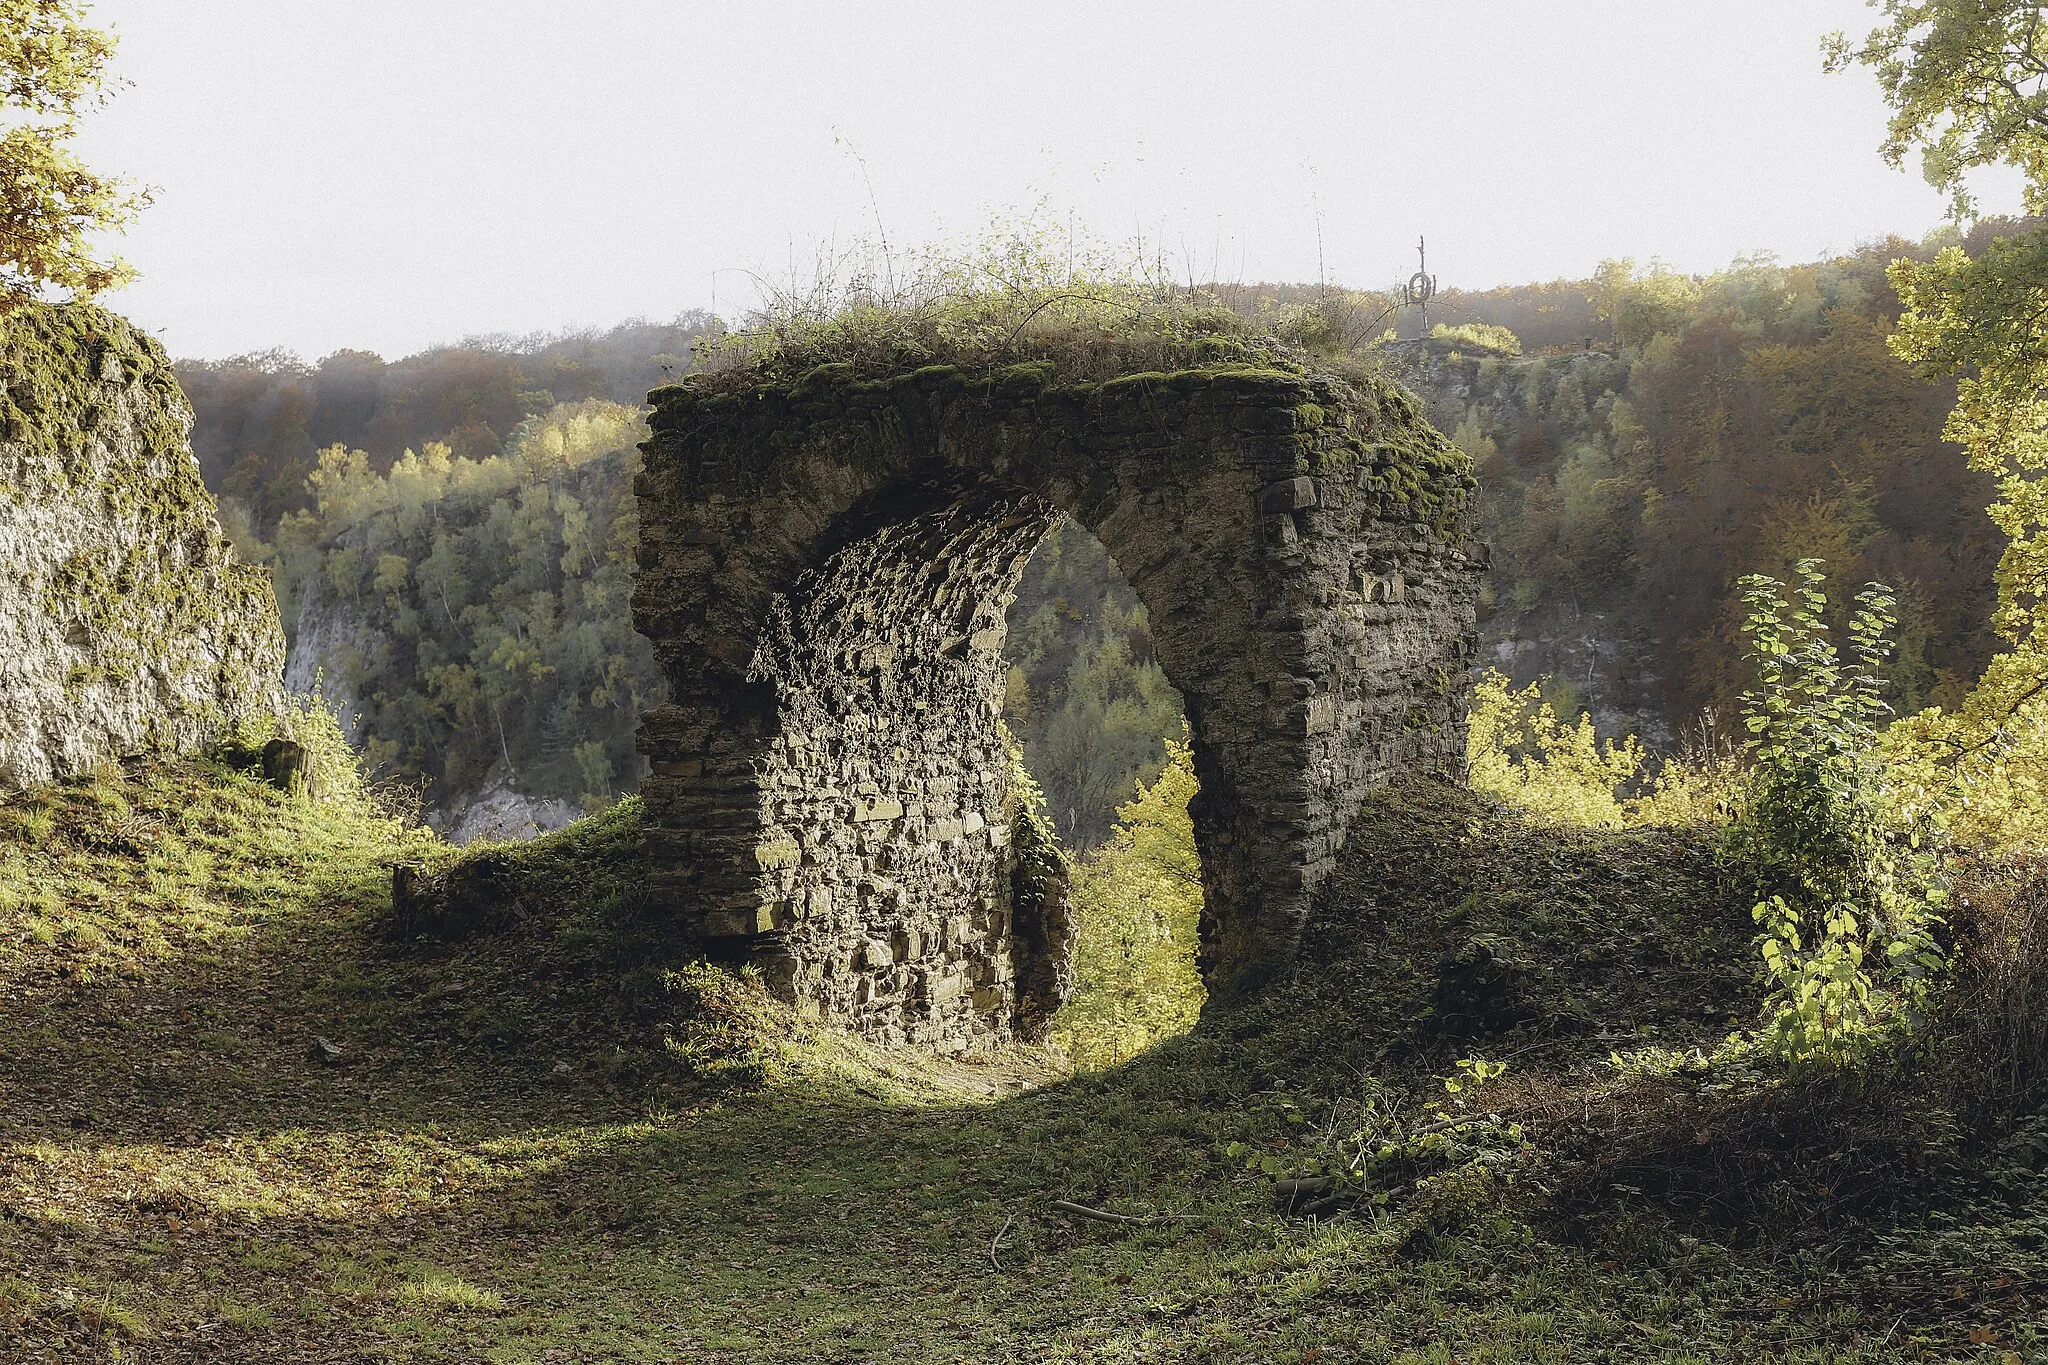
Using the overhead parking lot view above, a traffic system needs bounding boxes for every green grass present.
[0,760,2042,1362]
[394,1269,508,1314]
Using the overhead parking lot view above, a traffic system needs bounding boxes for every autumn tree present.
[1,0,148,308]
[1832,2,2048,833]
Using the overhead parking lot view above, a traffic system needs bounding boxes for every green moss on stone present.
[648,335,1473,537]
[6,299,283,753]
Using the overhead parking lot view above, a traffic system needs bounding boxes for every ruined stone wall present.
[745,477,1062,1043]
[633,358,1481,1048]
[0,303,283,789]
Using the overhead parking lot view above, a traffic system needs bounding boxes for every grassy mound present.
[2,761,2043,1362]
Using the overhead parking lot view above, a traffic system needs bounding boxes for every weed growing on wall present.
[693,208,1396,392]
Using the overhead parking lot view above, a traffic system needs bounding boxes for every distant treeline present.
[179,314,716,540]
[177,226,2029,828]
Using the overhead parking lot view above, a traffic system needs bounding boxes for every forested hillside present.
[263,401,663,828]
[1395,223,2028,742]
[180,227,2028,832]
[183,315,715,542]
[186,321,703,833]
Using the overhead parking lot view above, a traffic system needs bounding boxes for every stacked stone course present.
[633,358,1482,1049]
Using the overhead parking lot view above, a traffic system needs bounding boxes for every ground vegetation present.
[5,708,2043,1362]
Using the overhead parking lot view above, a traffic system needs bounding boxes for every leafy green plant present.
[1727,560,1946,1067]
[1835,3,2048,852]
[1239,1057,1532,1214]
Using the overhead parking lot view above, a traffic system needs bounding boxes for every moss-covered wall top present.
[648,355,1474,537]
[1,301,284,788]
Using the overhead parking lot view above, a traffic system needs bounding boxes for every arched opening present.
[703,466,1216,1053]
[1001,519,1202,1065]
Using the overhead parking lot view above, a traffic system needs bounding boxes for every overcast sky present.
[73,1,2027,362]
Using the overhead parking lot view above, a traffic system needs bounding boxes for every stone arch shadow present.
[632,359,1483,1050]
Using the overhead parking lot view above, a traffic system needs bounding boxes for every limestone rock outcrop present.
[1,302,283,788]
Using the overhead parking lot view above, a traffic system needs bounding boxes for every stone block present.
[753,837,802,869]
[1259,476,1318,513]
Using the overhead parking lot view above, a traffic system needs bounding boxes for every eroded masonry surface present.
[632,358,1483,1049]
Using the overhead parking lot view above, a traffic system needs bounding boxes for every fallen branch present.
[1049,1199,1145,1225]
[1405,1111,1501,1140]
[989,1214,1014,1272]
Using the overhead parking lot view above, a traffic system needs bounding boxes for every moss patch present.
[0,302,195,514]
[651,353,1475,534]
[3,300,282,765]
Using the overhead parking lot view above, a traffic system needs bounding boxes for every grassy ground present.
[1,760,2043,1363]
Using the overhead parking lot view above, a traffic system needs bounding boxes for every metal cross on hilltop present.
[1403,236,1438,339]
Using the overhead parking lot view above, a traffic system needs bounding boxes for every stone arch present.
[632,359,1482,1049]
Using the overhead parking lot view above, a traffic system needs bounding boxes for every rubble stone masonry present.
[632,357,1482,1049]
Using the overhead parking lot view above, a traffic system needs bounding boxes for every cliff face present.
[1388,342,1673,750]
[0,302,283,788]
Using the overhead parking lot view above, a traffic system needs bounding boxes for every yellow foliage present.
[1885,689,2048,853]
[1432,322,1523,356]
[0,1,147,308]
[509,399,647,473]
[1467,670,1730,829]
[1051,736,1205,1069]
[1468,671,1642,828]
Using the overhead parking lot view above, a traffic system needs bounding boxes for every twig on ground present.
[1049,1199,1146,1225]
[989,1214,1014,1272]
[1273,1177,1336,1201]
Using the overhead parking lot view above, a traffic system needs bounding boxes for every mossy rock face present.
[0,301,284,788]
